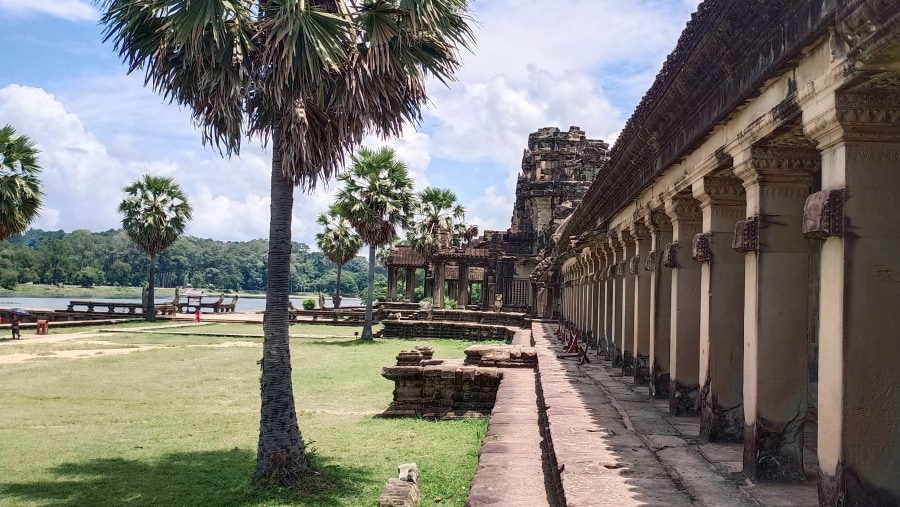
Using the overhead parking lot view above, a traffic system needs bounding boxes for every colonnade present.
[558,81,900,498]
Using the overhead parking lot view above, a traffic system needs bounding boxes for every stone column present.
[591,248,605,349]
[665,193,703,416]
[734,144,817,482]
[405,267,416,301]
[600,239,615,359]
[632,222,652,385]
[619,228,637,375]
[645,211,673,399]
[387,265,398,302]
[693,174,747,442]
[805,90,900,504]
[579,258,589,330]
[458,262,470,307]
[608,236,624,366]
[433,262,446,308]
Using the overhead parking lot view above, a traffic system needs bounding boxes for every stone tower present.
[509,126,608,254]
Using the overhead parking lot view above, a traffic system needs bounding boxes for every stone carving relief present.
[663,242,679,268]
[803,189,844,240]
[628,256,641,275]
[733,215,760,252]
[692,233,712,263]
[645,250,659,272]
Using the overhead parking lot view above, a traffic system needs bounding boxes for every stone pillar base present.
[700,375,743,442]
[651,370,669,400]
[622,351,634,375]
[669,379,699,416]
[634,354,650,385]
[743,416,805,482]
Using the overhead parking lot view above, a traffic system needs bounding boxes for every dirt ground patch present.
[0,330,260,365]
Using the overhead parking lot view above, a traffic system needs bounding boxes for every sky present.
[0,0,701,248]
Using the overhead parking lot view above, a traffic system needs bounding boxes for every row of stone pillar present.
[558,97,900,501]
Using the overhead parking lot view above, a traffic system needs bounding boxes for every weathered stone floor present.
[467,323,822,506]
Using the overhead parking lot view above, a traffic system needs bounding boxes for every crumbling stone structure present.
[549,0,900,504]
[381,344,537,418]
[383,127,607,317]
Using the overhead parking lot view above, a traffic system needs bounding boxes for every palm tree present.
[119,175,193,322]
[334,146,416,340]
[316,207,362,308]
[0,124,43,240]
[97,0,474,485]
[407,187,466,302]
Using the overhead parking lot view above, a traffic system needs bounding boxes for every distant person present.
[11,315,20,339]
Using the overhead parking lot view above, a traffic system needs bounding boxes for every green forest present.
[0,229,387,296]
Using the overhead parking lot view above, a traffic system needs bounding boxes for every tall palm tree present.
[408,186,466,258]
[119,175,193,322]
[407,186,466,302]
[97,0,474,485]
[316,207,362,308]
[334,146,416,340]
[0,124,43,240]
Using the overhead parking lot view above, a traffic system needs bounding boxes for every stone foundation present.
[382,345,536,419]
[381,320,518,341]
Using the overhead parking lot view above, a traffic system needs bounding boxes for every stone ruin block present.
[395,350,423,366]
[662,242,679,268]
[732,215,760,252]
[692,232,712,263]
[378,463,420,507]
[803,188,844,240]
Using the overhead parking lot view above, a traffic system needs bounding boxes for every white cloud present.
[0,84,338,245]
[0,0,96,21]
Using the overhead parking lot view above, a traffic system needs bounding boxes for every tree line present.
[0,228,385,296]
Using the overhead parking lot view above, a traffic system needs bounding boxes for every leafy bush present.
[302,298,316,310]
[0,270,18,290]
[445,298,458,309]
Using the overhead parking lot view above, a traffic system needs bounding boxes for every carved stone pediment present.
[615,261,626,278]
[644,250,658,272]
[606,265,616,278]
[803,189,844,240]
[662,242,679,268]
[628,256,641,275]
[692,233,712,263]
[733,215,760,252]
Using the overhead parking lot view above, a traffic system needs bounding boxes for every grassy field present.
[0,323,487,506]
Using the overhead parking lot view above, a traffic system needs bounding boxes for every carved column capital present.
[631,221,650,241]
[664,194,703,224]
[692,175,746,209]
[806,89,900,150]
[736,146,819,183]
[618,227,635,248]
[644,215,672,245]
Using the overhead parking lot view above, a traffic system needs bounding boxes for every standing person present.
[11,315,20,339]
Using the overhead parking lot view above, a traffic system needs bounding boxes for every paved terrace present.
[467,322,820,506]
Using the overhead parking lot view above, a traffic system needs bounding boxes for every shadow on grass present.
[305,339,383,347]
[1,448,372,507]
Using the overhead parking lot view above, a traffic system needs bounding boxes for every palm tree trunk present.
[254,128,309,486]
[362,243,376,340]
[147,253,157,322]
[334,265,343,308]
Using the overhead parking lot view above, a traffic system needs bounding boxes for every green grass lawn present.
[0,327,487,506]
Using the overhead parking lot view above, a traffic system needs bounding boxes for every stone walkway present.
[467,322,822,506]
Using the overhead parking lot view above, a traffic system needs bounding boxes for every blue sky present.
[0,0,700,248]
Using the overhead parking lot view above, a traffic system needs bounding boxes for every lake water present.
[0,296,363,313]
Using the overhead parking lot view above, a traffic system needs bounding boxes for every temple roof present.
[387,246,425,267]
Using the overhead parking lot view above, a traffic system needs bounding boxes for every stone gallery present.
[543,1,900,504]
